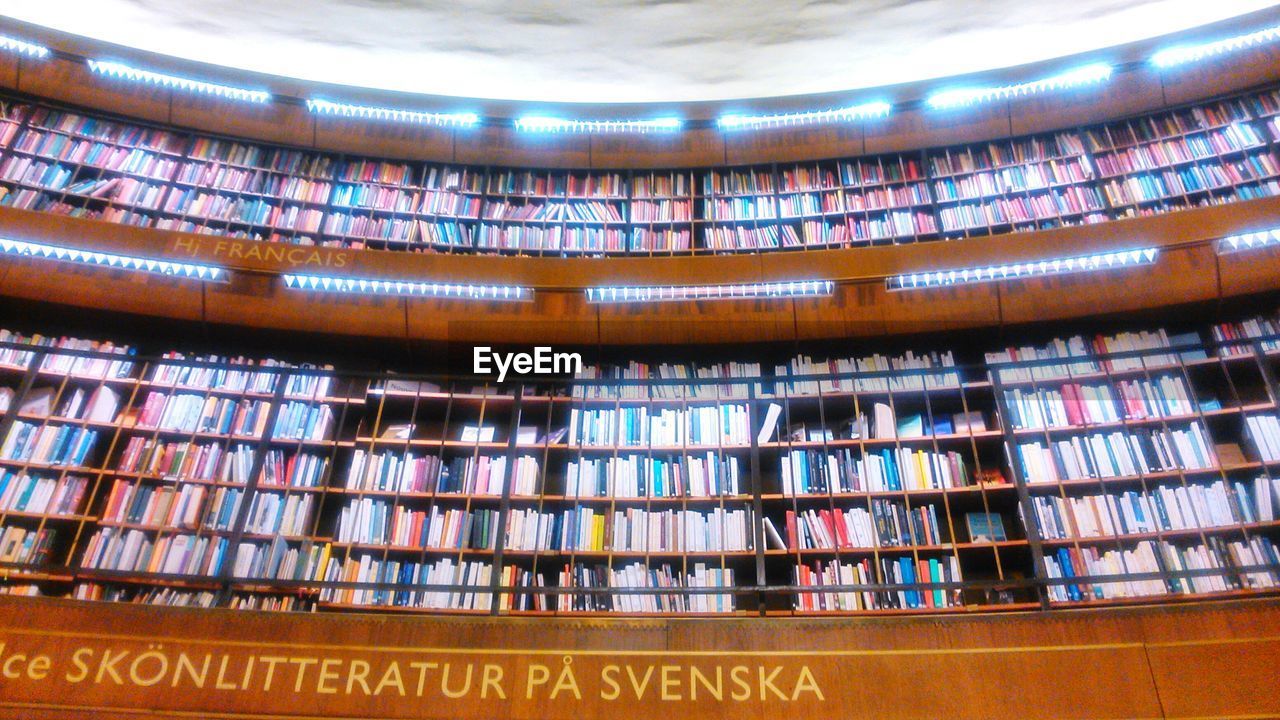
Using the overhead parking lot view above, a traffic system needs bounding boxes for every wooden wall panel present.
[997,245,1220,325]
[169,94,314,148]
[0,596,1275,719]
[879,282,1002,336]
[1218,242,1280,298]
[203,279,408,339]
[864,102,1009,156]
[1008,70,1167,136]
[589,127,725,169]
[312,115,456,162]
[2,196,1280,346]
[16,56,172,124]
[1159,49,1280,106]
[454,125,591,169]
[724,123,863,166]
[0,259,205,321]
[0,53,19,90]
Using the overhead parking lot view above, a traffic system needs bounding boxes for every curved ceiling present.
[4,1,1279,105]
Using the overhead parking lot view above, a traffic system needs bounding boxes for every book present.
[965,513,1007,542]
[757,402,783,443]
[460,425,496,443]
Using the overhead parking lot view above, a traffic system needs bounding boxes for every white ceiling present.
[4,1,1279,104]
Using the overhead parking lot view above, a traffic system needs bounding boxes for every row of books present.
[0,526,56,564]
[1016,423,1218,483]
[318,555,493,610]
[775,350,960,395]
[563,453,742,498]
[0,422,97,466]
[1028,478,1280,540]
[175,163,333,203]
[567,404,751,447]
[793,556,963,611]
[778,447,975,494]
[555,563,735,613]
[335,499,497,550]
[572,361,761,399]
[12,385,119,424]
[116,439,255,483]
[1043,537,1279,602]
[782,500,946,550]
[0,472,88,516]
[0,331,134,378]
[928,133,1086,174]
[504,506,754,553]
[342,451,540,496]
[1001,375,1196,430]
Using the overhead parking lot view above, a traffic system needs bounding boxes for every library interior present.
[0,2,1276,718]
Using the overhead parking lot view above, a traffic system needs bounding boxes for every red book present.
[785,510,799,551]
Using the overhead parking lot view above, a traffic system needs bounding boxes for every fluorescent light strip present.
[1152,24,1280,68]
[586,280,834,304]
[1217,227,1280,253]
[0,237,226,281]
[0,34,49,59]
[717,101,892,130]
[887,248,1158,291]
[514,116,681,133]
[87,60,269,103]
[283,273,530,301]
[926,63,1113,110]
[306,99,479,128]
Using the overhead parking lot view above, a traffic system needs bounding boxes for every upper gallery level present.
[0,52,1277,256]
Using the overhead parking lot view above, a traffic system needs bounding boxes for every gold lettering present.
[264,246,286,263]
[758,666,788,701]
[258,656,286,692]
[286,248,307,266]
[408,661,437,697]
[290,657,318,693]
[171,236,201,254]
[240,655,255,690]
[600,665,621,701]
[227,244,246,260]
[660,665,682,701]
[66,648,92,683]
[128,650,169,687]
[2,653,26,679]
[374,662,406,696]
[730,666,751,702]
[626,665,655,699]
[316,658,342,694]
[212,240,230,257]
[95,649,128,685]
[215,655,238,690]
[172,653,210,689]
[26,655,50,681]
[346,659,371,695]
[690,666,723,701]
[525,664,551,699]
[333,253,349,268]
[793,666,824,701]
[481,664,506,700]
[441,663,472,699]
[550,664,581,700]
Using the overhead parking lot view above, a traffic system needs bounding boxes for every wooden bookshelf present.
[3,83,1280,256]
[1,309,1279,616]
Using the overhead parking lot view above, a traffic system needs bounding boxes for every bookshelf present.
[2,83,1280,256]
[1,307,1278,616]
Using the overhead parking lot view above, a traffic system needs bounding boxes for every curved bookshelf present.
[1,307,1279,617]
[0,80,1279,257]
